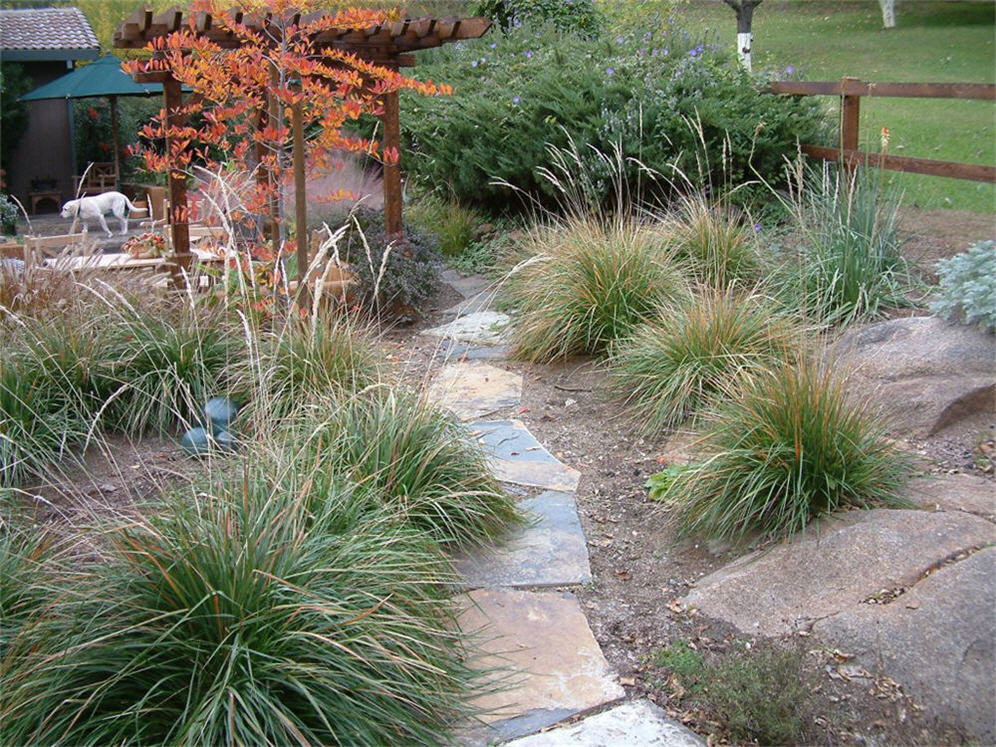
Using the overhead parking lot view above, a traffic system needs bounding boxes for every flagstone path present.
[424,273,704,745]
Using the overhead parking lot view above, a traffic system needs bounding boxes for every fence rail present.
[769,77,995,183]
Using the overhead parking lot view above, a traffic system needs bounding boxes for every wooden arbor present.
[113,7,489,283]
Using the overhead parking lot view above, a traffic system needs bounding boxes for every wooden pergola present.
[113,7,489,285]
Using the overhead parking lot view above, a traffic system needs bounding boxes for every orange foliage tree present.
[125,0,449,267]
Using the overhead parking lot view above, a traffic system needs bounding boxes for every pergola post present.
[292,100,309,306]
[380,86,403,239]
[163,75,191,289]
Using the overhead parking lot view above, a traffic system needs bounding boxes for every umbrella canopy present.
[20,55,164,101]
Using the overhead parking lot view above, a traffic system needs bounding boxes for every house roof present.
[0,8,100,62]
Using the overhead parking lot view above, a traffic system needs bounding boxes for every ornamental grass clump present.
[103,298,244,434]
[609,290,803,436]
[776,163,912,326]
[664,358,912,542]
[1,474,476,745]
[505,218,690,362]
[307,386,520,548]
[261,311,379,415]
[666,194,764,289]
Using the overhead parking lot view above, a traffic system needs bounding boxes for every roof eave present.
[0,47,100,62]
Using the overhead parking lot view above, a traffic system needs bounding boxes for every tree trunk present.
[723,0,763,72]
[879,0,896,29]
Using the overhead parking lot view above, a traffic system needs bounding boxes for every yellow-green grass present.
[669,0,995,213]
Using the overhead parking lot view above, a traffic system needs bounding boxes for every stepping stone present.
[505,699,705,747]
[428,363,523,421]
[441,291,495,322]
[422,310,512,346]
[459,589,625,743]
[442,341,513,361]
[455,491,592,589]
[469,420,581,493]
[441,269,490,299]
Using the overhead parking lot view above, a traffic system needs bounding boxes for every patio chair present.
[73,162,117,196]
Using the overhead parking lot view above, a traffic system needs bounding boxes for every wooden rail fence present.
[769,77,995,183]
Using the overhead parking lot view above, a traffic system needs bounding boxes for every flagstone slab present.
[505,699,705,747]
[459,589,625,743]
[455,491,591,589]
[442,341,513,361]
[422,310,511,346]
[469,420,581,492]
[428,363,523,421]
[441,269,490,299]
[441,291,496,322]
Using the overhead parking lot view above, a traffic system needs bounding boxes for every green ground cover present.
[671,0,995,212]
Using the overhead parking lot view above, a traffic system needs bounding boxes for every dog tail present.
[124,195,144,213]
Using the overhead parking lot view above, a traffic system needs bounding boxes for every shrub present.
[2,479,477,745]
[665,357,912,542]
[775,163,912,326]
[504,218,690,362]
[406,192,485,257]
[666,194,764,289]
[929,240,996,332]
[474,0,603,37]
[609,291,802,435]
[393,21,826,215]
[312,386,521,548]
[334,206,441,314]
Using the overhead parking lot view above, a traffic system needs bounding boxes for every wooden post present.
[109,94,120,189]
[840,76,861,175]
[163,75,191,289]
[268,65,281,261]
[380,87,403,239]
[292,100,309,307]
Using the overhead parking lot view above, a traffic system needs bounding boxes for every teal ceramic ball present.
[204,396,240,431]
[181,426,211,456]
[214,429,237,452]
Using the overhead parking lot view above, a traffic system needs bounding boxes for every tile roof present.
[0,8,99,52]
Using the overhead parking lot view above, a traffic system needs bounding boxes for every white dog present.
[61,191,143,237]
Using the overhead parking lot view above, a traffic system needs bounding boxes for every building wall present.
[6,60,76,213]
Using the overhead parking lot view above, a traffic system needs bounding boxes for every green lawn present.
[671,1,995,212]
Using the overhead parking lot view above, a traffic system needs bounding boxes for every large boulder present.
[833,316,994,437]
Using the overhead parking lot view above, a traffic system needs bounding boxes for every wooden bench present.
[73,162,117,196]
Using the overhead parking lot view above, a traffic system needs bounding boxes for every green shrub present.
[929,240,996,332]
[609,291,802,435]
[665,357,912,542]
[312,387,521,548]
[1,479,476,745]
[775,163,912,326]
[505,218,690,361]
[474,0,603,37]
[393,21,826,215]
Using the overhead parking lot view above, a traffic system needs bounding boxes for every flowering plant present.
[123,231,168,258]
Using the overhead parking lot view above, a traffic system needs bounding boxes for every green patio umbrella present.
[20,55,185,186]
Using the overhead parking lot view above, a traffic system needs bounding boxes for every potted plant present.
[0,194,19,236]
[122,231,168,259]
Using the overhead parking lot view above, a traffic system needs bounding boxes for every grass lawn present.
[671,0,995,213]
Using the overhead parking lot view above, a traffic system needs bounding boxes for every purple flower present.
[471,60,478,68]
[636,49,645,56]
[606,67,615,75]
[490,42,497,49]
[753,223,762,233]
[786,65,795,74]
[616,36,625,44]
[524,50,533,58]
[513,96,520,104]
